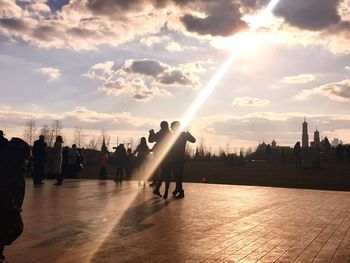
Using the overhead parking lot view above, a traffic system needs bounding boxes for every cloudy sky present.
[0,0,350,151]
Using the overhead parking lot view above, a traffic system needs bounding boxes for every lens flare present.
[88,0,282,261]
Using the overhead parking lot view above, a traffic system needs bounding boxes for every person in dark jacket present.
[169,121,196,199]
[114,144,127,182]
[133,137,150,185]
[149,121,171,198]
[32,135,47,185]
[0,138,30,262]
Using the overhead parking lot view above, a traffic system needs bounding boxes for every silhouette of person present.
[170,121,196,198]
[133,137,150,186]
[61,146,69,179]
[68,144,80,179]
[32,135,47,185]
[99,148,109,180]
[114,144,127,182]
[149,121,171,198]
[0,130,8,151]
[0,138,30,262]
[52,135,63,185]
[294,142,302,168]
[125,148,134,179]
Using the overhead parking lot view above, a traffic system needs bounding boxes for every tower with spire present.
[302,117,309,148]
[314,128,320,145]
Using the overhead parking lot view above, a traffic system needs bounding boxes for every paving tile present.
[5,179,350,263]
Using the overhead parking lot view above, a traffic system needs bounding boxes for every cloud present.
[123,59,202,88]
[165,41,183,52]
[83,61,114,81]
[232,97,270,107]
[180,0,247,37]
[1,0,246,51]
[273,0,342,31]
[0,105,157,130]
[124,59,167,77]
[0,0,349,55]
[98,77,171,101]
[139,35,184,52]
[84,58,207,100]
[281,74,315,84]
[36,67,61,81]
[196,111,350,145]
[296,79,350,103]
[3,105,350,148]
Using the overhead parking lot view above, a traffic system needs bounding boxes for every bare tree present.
[23,119,37,146]
[100,129,111,150]
[73,127,86,148]
[39,125,51,144]
[86,137,99,150]
[198,136,206,157]
[51,120,62,138]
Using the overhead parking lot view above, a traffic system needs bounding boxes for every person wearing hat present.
[52,135,63,185]
[0,130,8,151]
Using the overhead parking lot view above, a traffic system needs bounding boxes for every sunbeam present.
[88,0,282,261]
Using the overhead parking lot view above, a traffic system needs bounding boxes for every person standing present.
[170,121,196,199]
[99,148,109,180]
[0,138,30,262]
[32,135,47,185]
[149,121,172,198]
[68,144,79,179]
[133,137,150,185]
[114,144,127,182]
[125,148,134,179]
[52,136,63,185]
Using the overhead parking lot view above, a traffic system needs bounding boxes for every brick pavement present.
[6,179,350,262]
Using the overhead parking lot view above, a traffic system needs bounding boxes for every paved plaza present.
[6,179,350,262]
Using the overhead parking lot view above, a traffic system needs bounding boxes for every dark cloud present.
[122,59,199,87]
[134,90,153,101]
[86,0,145,15]
[158,69,191,85]
[180,0,247,36]
[32,25,59,41]
[273,0,342,31]
[297,79,350,103]
[0,18,28,31]
[240,0,267,9]
[124,59,167,77]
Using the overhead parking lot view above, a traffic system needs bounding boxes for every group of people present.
[31,135,82,186]
[99,120,196,199]
[0,121,195,261]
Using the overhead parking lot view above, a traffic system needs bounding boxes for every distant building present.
[302,118,309,148]
[310,129,321,149]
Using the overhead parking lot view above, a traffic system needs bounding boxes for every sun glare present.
[88,0,282,261]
